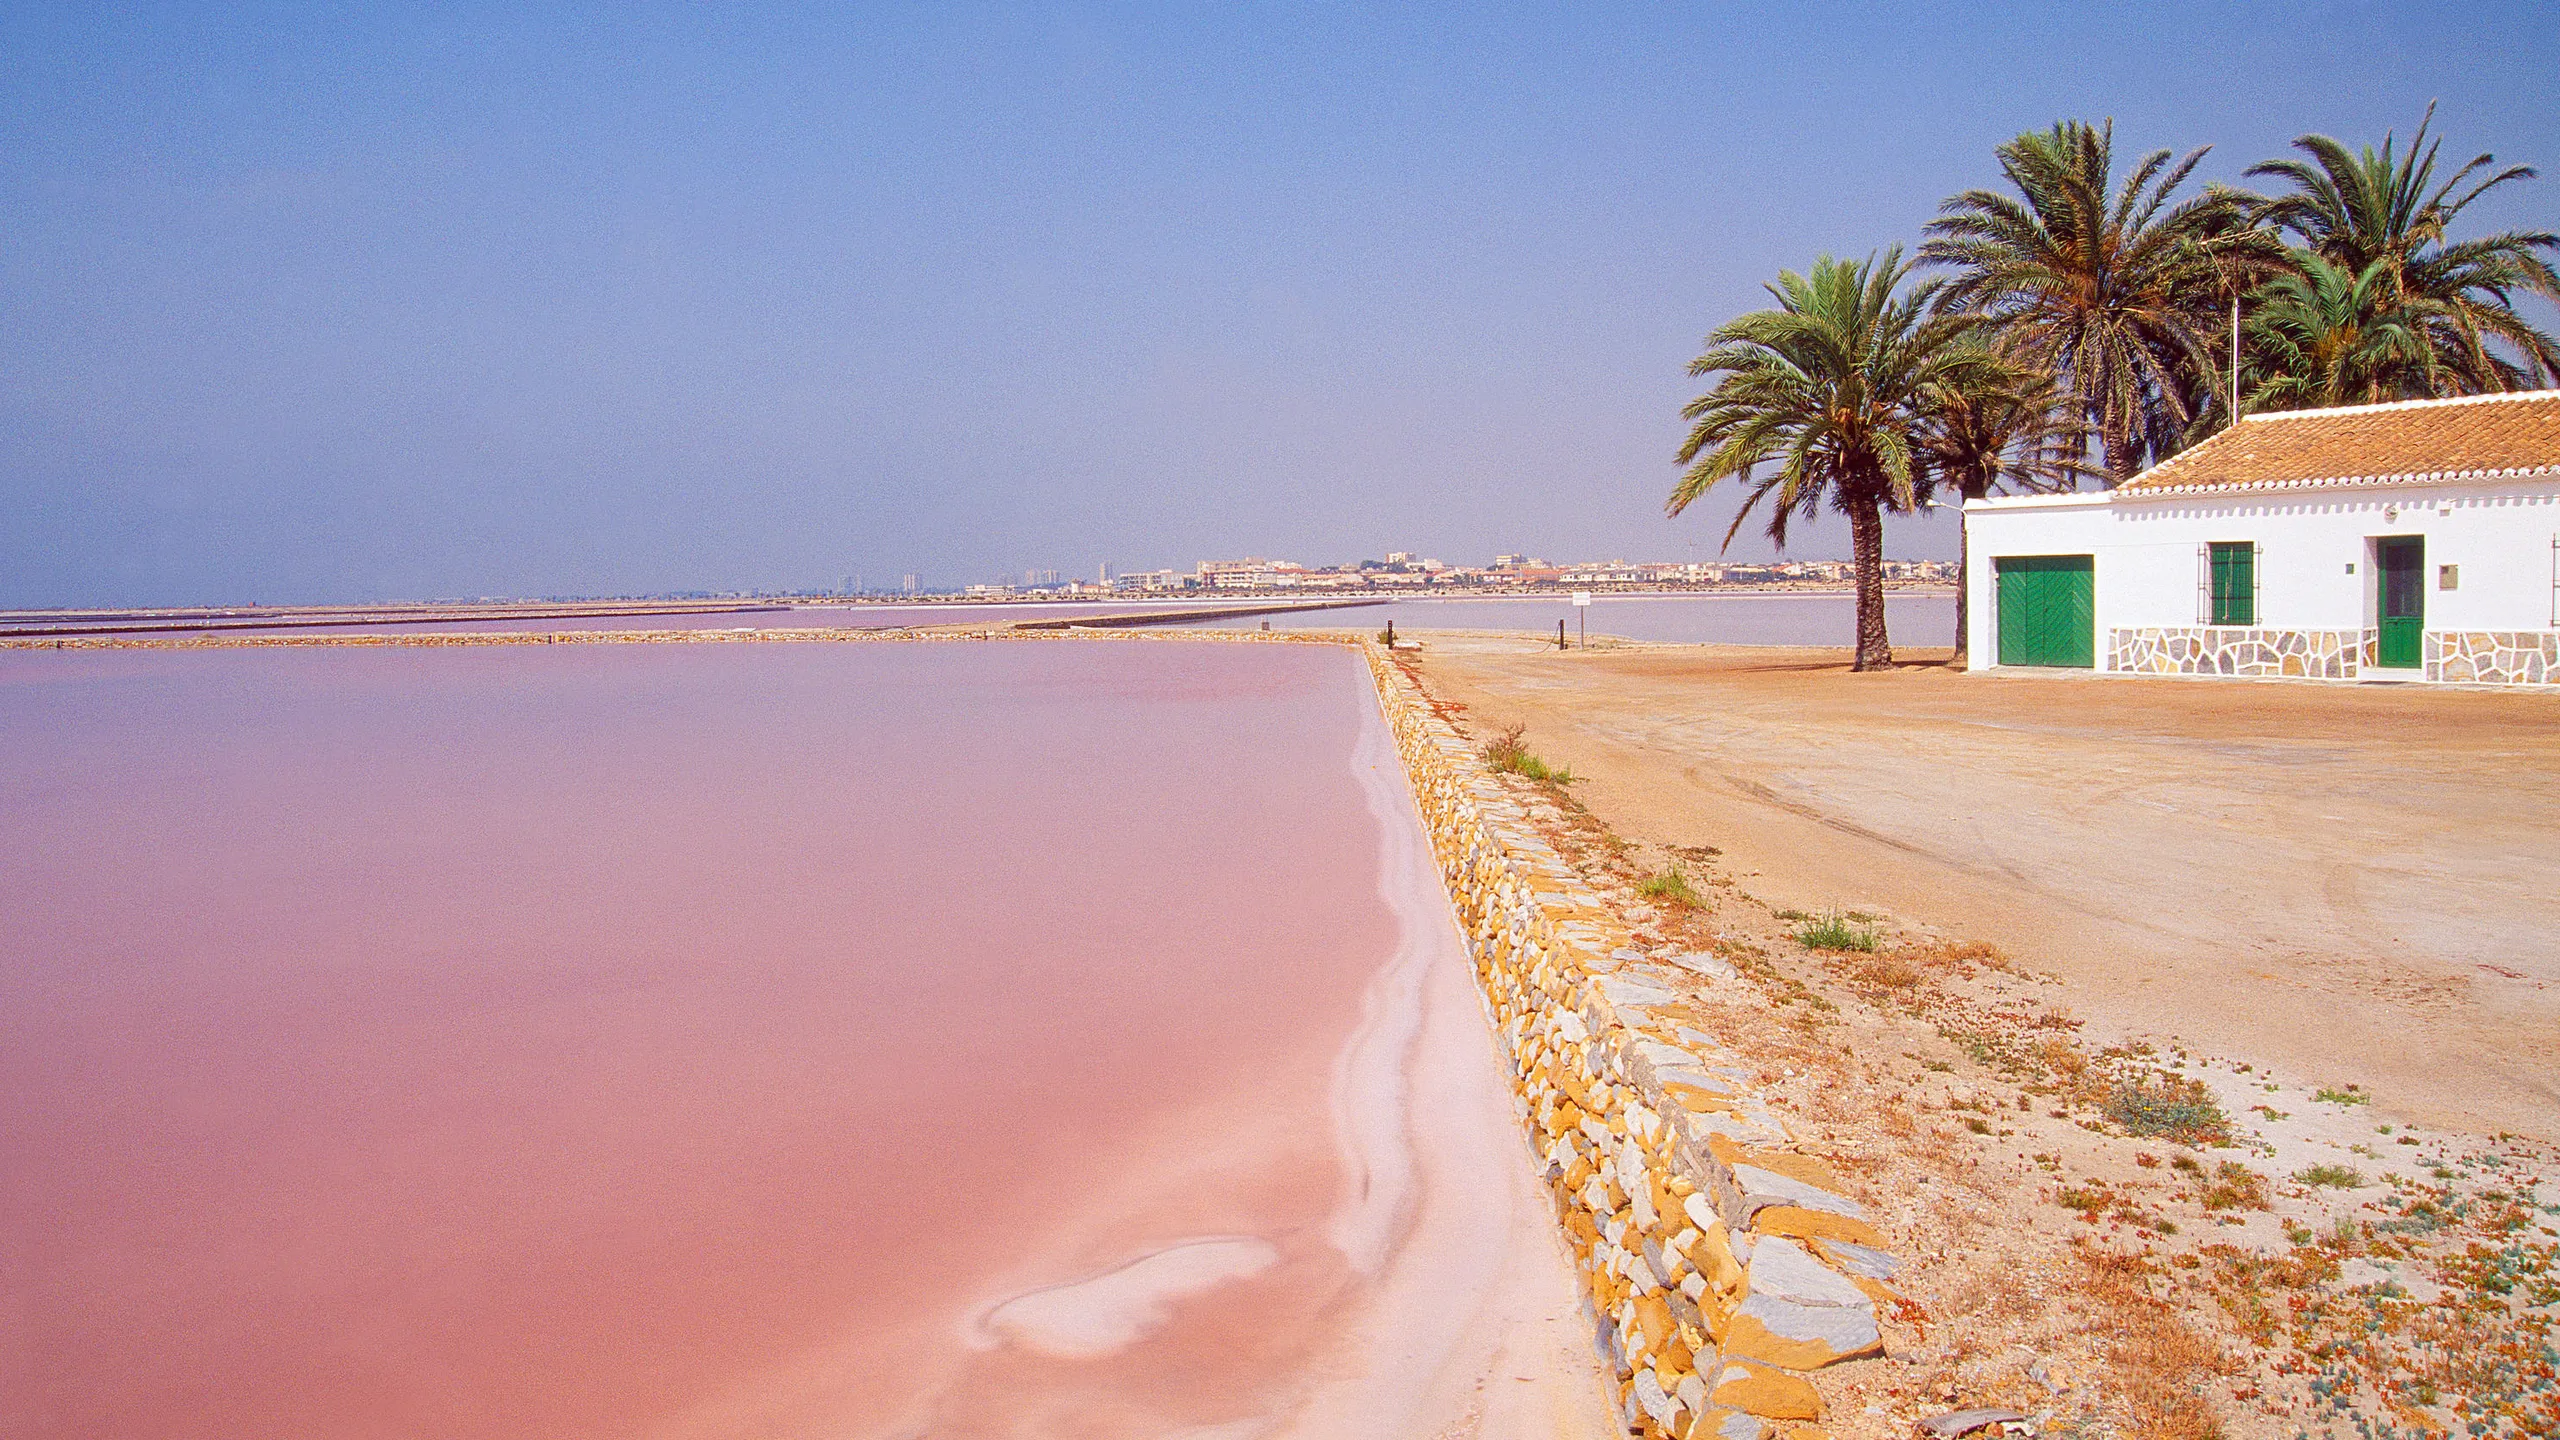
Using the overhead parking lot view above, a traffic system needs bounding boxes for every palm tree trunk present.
[1849,499,1892,672]
[2104,428,2139,486]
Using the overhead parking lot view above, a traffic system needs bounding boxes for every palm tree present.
[2245,104,2560,390]
[2243,253,2447,409]
[1916,353,2096,664]
[1672,249,1993,672]
[1922,120,2254,483]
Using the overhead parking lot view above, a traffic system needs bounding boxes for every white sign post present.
[1571,591,1590,649]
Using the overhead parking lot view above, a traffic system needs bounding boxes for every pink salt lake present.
[0,639,1607,1439]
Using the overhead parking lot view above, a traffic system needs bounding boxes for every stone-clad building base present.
[2108,626,2560,686]
[2108,626,2364,679]
[2427,630,2559,685]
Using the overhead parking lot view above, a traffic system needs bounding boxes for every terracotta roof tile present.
[2118,391,2560,495]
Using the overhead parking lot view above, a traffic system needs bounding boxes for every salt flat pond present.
[0,639,1603,1439]
[17,589,1958,648]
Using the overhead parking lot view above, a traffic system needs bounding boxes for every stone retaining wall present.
[1363,647,1893,1440]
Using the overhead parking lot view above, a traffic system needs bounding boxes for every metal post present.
[2231,295,2243,428]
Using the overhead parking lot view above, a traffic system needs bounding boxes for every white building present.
[1963,391,2560,685]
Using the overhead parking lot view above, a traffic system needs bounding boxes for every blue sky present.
[5,2,2556,604]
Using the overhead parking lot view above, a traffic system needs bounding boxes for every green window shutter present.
[2208,541,2255,626]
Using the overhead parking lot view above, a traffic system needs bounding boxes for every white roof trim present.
[2115,464,2560,499]
[1962,491,2111,512]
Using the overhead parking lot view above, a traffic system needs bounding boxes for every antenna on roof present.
[2230,296,2243,429]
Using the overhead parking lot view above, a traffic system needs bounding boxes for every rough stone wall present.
[1364,648,1895,1440]
[2426,630,2560,685]
[2108,626,2361,679]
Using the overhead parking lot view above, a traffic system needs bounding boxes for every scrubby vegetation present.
[1478,724,1574,785]
[1792,910,1881,952]
[1635,866,1702,908]
[2104,1072,2234,1146]
[2294,1163,2366,1190]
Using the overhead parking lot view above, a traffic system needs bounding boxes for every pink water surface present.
[0,640,1402,1438]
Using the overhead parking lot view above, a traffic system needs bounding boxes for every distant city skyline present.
[5,3,2555,606]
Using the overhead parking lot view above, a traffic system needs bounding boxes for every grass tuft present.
[1792,910,1880,952]
[1636,866,1702,908]
[2293,1163,2365,1189]
[2313,1084,2370,1106]
[1479,724,1574,785]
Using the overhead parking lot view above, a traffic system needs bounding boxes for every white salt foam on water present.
[974,1237,1281,1358]
[1320,694,1432,1275]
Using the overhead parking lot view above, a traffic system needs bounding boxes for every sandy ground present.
[1381,640,2558,1437]
[1404,632,2560,1145]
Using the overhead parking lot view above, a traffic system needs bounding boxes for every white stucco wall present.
[1963,477,2560,672]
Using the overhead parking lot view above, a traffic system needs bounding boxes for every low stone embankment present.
[1364,646,1902,1440]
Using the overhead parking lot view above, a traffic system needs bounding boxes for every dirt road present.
[1408,633,2560,1141]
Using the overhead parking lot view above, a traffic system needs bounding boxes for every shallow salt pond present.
[0,639,1588,1438]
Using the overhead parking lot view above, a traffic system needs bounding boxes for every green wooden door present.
[2376,536,2424,668]
[1993,555,2097,668]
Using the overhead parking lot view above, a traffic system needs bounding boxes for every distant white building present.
[1963,391,2560,684]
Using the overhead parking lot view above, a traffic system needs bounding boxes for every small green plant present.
[2313,1085,2370,1106]
[1965,1116,1993,1134]
[2104,1073,2232,1145]
[2199,1161,2270,1211]
[1479,724,1574,785]
[2294,1163,2366,1189]
[1793,911,1880,952]
[1636,866,1702,908]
